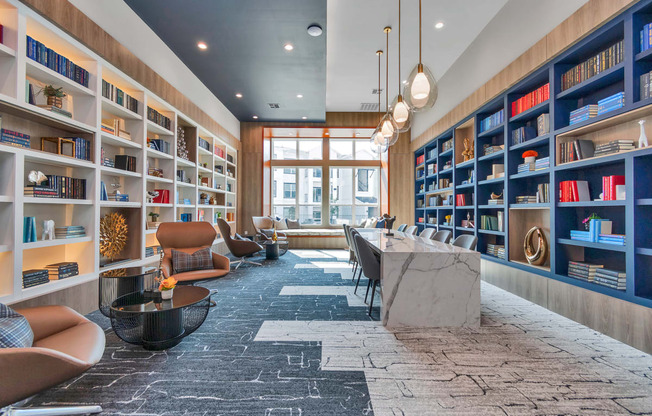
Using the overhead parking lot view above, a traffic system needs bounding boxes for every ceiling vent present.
[360,102,379,111]
[268,103,280,109]
[372,88,383,95]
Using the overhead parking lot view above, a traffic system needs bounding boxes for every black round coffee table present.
[109,286,211,350]
[99,266,158,317]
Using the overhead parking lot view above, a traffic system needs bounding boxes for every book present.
[37,105,72,118]
[147,106,171,130]
[537,113,550,136]
[101,79,140,114]
[480,109,504,133]
[511,83,549,117]
[602,175,625,201]
[559,180,590,202]
[26,35,90,87]
[561,40,624,92]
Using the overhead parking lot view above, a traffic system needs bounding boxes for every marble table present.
[357,228,481,328]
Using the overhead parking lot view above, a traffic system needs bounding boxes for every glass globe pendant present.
[404,63,438,111]
[391,94,412,132]
[369,49,389,153]
[374,112,398,146]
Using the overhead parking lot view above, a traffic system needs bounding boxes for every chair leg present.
[352,262,358,280]
[368,280,377,317]
[232,257,262,269]
[364,278,372,303]
[353,268,363,294]
[5,405,103,415]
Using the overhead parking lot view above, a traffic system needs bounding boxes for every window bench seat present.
[282,229,347,249]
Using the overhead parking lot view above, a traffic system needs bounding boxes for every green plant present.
[582,213,601,224]
[149,212,160,221]
[39,85,66,98]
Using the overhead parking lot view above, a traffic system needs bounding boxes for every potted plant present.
[39,85,66,108]
[148,212,160,230]
[159,276,177,300]
[522,150,538,165]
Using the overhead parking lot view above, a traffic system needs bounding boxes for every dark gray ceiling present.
[124,0,327,122]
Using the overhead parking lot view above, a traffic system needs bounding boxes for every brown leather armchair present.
[251,216,287,242]
[217,219,263,269]
[0,305,105,414]
[156,221,230,282]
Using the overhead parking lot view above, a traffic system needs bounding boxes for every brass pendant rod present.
[418,0,422,65]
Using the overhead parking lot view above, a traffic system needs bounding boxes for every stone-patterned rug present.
[26,250,652,415]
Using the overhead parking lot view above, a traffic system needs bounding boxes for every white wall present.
[411,0,588,140]
[69,0,240,140]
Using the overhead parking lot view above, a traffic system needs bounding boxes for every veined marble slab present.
[356,229,481,328]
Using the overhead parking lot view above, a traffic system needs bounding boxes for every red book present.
[608,175,625,201]
[602,176,609,200]
[456,194,466,206]
[152,189,169,204]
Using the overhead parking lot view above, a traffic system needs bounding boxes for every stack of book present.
[597,233,626,246]
[26,36,90,87]
[512,125,537,145]
[146,245,162,258]
[536,183,550,203]
[115,155,137,172]
[147,106,172,131]
[101,119,131,140]
[568,261,603,282]
[559,139,595,163]
[22,269,50,288]
[198,137,210,152]
[517,162,535,173]
[569,105,598,125]
[602,175,625,200]
[535,157,550,170]
[488,198,503,205]
[594,269,626,290]
[149,138,170,154]
[45,262,79,280]
[537,113,550,136]
[559,180,590,202]
[570,218,613,243]
[101,79,139,114]
[427,148,437,160]
[511,83,550,117]
[24,184,57,198]
[480,215,498,231]
[442,139,453,152]
[639,70,652,100]
[597,92,625,116]
[483,144,504,156]
[1,128,30,149]
[561,40,624,91]
[107,193,129,202]
[416,154,425,165]
[486,244,505,259]
[148,167,164,177]
[515,195,537,204]
[102,157,114,168]
[594,140,635,157]
[479,109,504,133]
[55,226,86,239]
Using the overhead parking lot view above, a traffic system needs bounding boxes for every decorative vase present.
[161,288,174,300]
[639,120,649,148]
[47,96,62,108]
[524,156,536,164]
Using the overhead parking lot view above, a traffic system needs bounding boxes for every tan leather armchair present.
[217,219,263,269]
[251,216,287,241]
[0,305,105,414]
[156,221,230,282]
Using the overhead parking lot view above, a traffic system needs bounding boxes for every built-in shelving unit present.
[414,0,652,309]
[0,0,237,305]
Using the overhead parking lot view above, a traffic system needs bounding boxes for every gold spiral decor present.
[100,212,128,262]
[524,226,548,266]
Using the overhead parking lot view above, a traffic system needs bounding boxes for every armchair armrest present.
[212,252,230,270]
[161,256,172,278]
[16,305,86,342]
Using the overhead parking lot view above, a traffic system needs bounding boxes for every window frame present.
[329,167,381,226]
[272,166,323,225]
[272,138,323,160]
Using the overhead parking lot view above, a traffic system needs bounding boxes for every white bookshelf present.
[0,0,237,305]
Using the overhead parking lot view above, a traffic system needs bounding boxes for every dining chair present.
[403,225,418,235]
[418,228,436,239]
[396,224,407,232]
[349,228,364,289]
[353,234,381,317]
[452,234,478,250]
[432,230,452,243]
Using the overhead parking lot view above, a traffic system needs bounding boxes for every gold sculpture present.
[462,138,474,162]
[524,226,548,266]
[100,212,128,262]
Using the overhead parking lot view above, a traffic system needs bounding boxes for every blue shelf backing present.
[412,0,652,309]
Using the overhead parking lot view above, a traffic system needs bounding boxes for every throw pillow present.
[375,219,386,228]
[365,218,378,228]
[359,219,368,228]
[261,228,275,238]
[286,219,301,229]
[274,218,289,230]
[0,303,34,348]
[172,247,213,274]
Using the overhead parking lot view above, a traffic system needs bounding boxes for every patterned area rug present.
[26,250,652,415]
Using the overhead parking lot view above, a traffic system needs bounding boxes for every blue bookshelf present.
[413,0,652,309]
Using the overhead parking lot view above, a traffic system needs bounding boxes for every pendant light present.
[373,26,399,147]
[390,0,412,132]
[404,0,438,112]
[370,50,388,153]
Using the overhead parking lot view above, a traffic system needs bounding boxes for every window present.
[272,167,322,225]
[283,183,296,199]
[330,167,380,225]
[330,139,379,161]
[272,138,322,160]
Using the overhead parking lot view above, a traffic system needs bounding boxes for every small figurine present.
[462,138,474,162]
[639,120,649,148]
[28,170,47,185]
[146,191,159,204]
[209,195,217,205]
[42,219,55,240]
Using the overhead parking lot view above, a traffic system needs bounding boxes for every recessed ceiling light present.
[435,22,444,29]
[297,94,303,98]
[302,116,307,120]
[307,24,323,37]
[197,41,208,50]
[235,93,243,98]
[252,115,258,119]
[284,43,294,51]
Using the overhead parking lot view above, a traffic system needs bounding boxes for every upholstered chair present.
[0,305,105,415]
[218,219,263,269]
[396,224,408,232]
[403,225,418,235]
[452,234,478,250]
[432,230,452,243]
[353,234,381,317]
[419,228,436,239]
[157,221,230,282]
[251,216,287,242]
